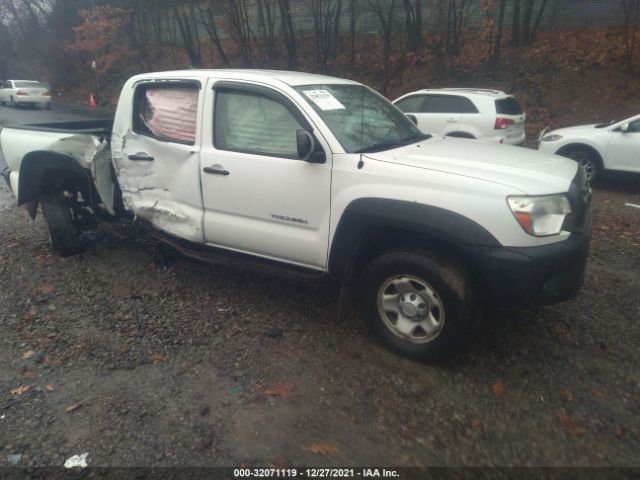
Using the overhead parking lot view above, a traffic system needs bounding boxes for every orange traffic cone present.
[89,92,96,108]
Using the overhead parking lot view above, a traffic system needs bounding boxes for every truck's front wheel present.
[359,251,477,361]
[40,192,85,257]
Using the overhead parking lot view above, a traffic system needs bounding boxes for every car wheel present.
[40,192,86,257]
[562,148,601,183]
[359,250,477,361]
[0,100,5,106]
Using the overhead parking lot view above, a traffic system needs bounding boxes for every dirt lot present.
[1,171,639,469]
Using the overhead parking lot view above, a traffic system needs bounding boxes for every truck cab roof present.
[129,69,360,88]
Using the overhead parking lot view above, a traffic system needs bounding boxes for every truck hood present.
[365,136,577,194]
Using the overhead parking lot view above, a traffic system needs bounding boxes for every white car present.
[393,88,526,145]
[538,115,640,182]
[0,80,51,109]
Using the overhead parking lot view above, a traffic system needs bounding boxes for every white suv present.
[393,88,526,145]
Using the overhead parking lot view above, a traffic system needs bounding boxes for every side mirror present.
[296,129,325,163]
[406,114,418,125]
[620,122,630,132]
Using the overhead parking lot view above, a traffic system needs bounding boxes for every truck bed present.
[3,118,113,135]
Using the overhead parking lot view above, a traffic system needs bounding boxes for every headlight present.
[542,134,563,142]
[507,195,572,236]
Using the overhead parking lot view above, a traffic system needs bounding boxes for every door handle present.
[203,166,230,176]
[447,118,458,123]
[128,153,154,161]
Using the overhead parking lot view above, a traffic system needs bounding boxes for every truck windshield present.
[294,84,429,153]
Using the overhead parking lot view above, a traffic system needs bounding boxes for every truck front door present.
[199,81,332,269]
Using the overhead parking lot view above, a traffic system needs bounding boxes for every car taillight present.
[495,117,514,129]
[43,91,51,97]
[16,90,28,96]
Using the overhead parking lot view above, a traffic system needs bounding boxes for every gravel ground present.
[1,170,640,469]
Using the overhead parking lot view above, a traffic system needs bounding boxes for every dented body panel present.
[0,124,113,210]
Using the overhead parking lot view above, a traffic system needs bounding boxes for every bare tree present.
[622,0,640,70]
[367,0,398,94]
[199,2,231,67]
[278,0,297,69]
[402,0,422,55]
[348,0,360,62]
[174,1,202,67]
[256,0,278,65]
[512,0,549,46]
[306,0,343,72]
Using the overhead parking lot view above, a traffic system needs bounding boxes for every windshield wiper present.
[355,133,431,154]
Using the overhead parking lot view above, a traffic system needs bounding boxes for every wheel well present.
[18,151,95,207]
[346,226,487,296]
[446,131,476,139]
[555,143,603,168]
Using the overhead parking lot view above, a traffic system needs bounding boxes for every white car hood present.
[549,124,601,135]
[365,136,577,195]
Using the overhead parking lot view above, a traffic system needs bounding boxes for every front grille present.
[562,166,591,233]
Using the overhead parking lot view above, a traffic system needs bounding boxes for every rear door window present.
[133,82,199,145]
[395,95,426,113]
[423,95,462,113]
[458,97,479,113]
[495,97,523,115]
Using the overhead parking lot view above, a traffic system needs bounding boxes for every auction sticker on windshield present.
[302,90,345,111]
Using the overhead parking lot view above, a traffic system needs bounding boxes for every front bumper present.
[463,214,591,305]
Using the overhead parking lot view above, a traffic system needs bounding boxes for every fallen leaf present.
[27,306,38,317]
[491,380,506,396]
[65,403,82,413]
[35,254,55,265]
[10,385,30,396]
[111,285,131,298]
[556,410,586,436]
[44,384,55,391]
[263,383,294,399]
[20,370,35,379]
[591,388,607,402]
[308,441,339,455]
[615,425,626,438]
[43,355,62,366]
[469,419,483,433]
[36,284,55,295]
[551,324,570,338]
[21,350,35,360]
[149,354,167,363]
[560,388,575,402]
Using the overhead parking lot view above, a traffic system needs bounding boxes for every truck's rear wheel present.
[359,250,477,361]
[40,192,85,257]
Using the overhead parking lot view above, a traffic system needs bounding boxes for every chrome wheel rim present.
[377,275,445,344]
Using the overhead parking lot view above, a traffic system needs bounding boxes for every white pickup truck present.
[0,70,592,360]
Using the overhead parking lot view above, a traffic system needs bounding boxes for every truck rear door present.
[112,79,205,242]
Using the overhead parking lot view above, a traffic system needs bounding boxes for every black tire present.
[0,100,5,106]
[40,192,85,257]
[561,148,601,183]
[359,250,477,361]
